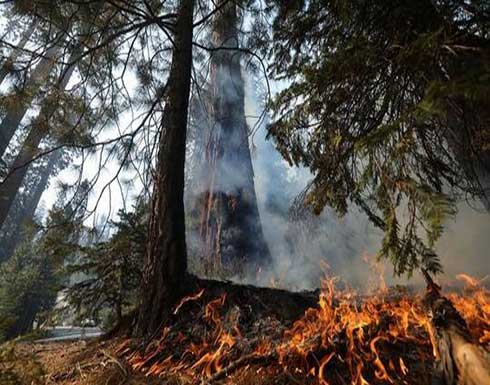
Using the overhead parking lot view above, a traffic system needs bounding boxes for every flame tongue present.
[121,273,489,384]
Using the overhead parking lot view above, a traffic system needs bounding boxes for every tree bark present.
[0,42,61,158]
[135,0,195,337]
[196,0,271,276]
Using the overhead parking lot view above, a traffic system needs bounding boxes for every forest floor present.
[11,339,160,385]
[6,277,490,385]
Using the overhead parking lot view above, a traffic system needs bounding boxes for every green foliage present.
[265,0,490,275]
[66,202,148,328]
[0,238,59,341]
[0,194,86,341]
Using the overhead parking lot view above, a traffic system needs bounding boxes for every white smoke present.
[244,73,384,290]
[244,72,490,290]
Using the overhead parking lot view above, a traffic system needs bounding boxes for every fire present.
[399,357,409,375]
[456,273,481,287]
[119,273,490,384]
[449,274,490,347]
[173,288,205,315]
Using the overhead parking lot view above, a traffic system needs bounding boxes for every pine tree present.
[0,198,83,340]
[0,19,38,86]
[0,56,77,229]
[66,203,147,327]
[0,150,62,262]
[0,39,63,158]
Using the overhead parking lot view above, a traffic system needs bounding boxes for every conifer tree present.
[0,184,87,340]
[0,40,63,158]
[0,150,62,262]
[0,59,77,228]
[0,19,38,86]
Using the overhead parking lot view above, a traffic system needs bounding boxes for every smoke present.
[244,73,490,291]
[186,60,490,291]
[436,203,490,280]
[244,73,383,290]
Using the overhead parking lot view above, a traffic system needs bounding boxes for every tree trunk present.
[0,150,61,262]
[0,20,37,85]
[5,296,39,340]
[0,42,61,158]
[196,0,271,276]
[0,53,77,229]
[135,0,195,337]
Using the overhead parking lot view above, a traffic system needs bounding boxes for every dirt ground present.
[12,339,159,385]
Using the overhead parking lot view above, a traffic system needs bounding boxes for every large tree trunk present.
[135,0,195,337]
[0,20,38,86]
[196,0,270,276]
[0,42,61,158]
[0,52,77,229]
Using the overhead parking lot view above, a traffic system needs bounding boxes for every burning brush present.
[117,272,490,385]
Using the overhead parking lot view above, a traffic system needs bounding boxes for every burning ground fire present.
[117,273,489,385]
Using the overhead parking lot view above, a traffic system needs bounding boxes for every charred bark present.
[422,270,490,385]
[196,0,270,276]
[135,0,195,337]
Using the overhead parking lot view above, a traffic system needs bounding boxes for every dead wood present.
[422,270,490,385]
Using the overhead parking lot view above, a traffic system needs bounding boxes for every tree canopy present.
[265,0,490,275]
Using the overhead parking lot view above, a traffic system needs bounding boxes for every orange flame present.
[122,273,490,384]
[456,273,481,288]
[173,289,205,315]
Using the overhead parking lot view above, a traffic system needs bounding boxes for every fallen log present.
[422,269,490,385]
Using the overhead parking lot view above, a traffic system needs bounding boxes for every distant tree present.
[0,235,59,340]
[0,19,38,86]
[0,150,63,262]
[265,0,490,275]
[0,58,80,229]
[0,183,87,340]
[191,0,271,277]
[0,34,64,158]
[66,203,147,328]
